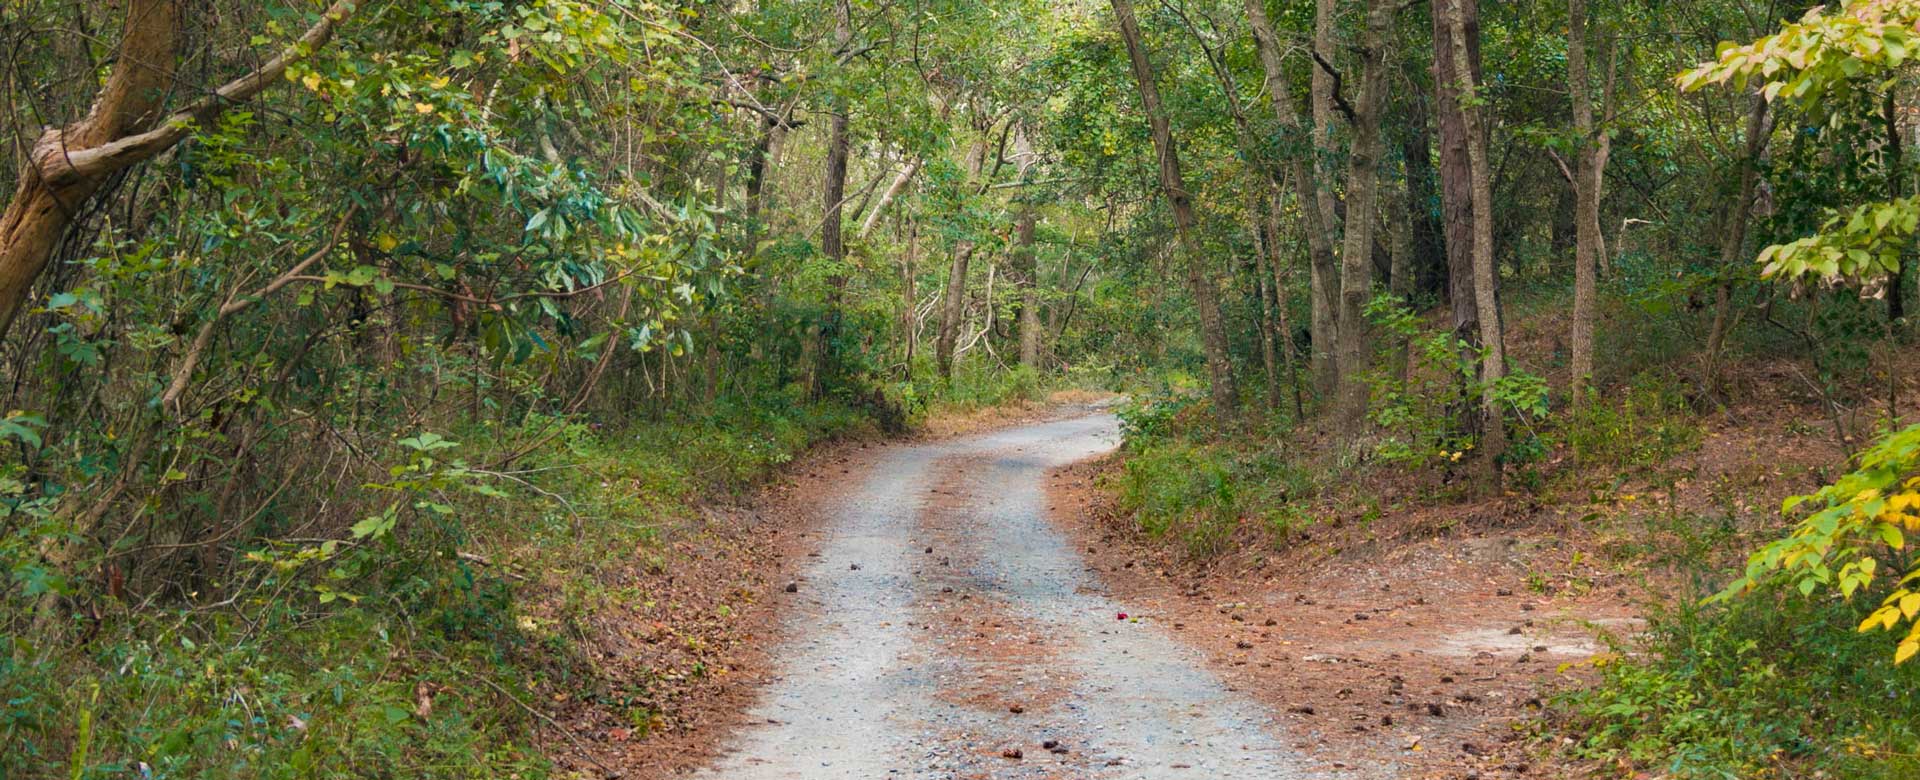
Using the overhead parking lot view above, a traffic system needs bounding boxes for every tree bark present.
[1444,0,1508,471]
[1261,191,1308,419]
[812,0,854,395]
[1244,0,1340,405]
[1014,203,1042,368]
[0,1,360,342]
[936,242,974,378]
[1432,0,1482,353]
[901,219,919,373]
[1568,0,1607,395]
[1334,0,1396,424]
[861,158,923,239]
[1307,0,1344,395]
[1110,0,1239,419]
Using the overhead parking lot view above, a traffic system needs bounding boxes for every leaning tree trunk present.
[1110,0,1238,420]
[1334,0,1396,425]
[1244,0,1338,408]
[0,0,360,344]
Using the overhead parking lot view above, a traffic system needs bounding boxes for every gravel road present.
[696,412,1324,779]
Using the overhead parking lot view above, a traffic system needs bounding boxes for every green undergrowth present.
[1112,395,1321,557]
[1556,583,1920,779]
[1,393,876,780]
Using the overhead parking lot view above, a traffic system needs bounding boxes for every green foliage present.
[1363,295,1551,469]
[1117,440,1239,557]
[1560,585,1920,779]
[1712,423,1920,663]
[1561,373,1703,474]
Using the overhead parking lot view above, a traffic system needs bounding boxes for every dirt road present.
[694,412,1325,779]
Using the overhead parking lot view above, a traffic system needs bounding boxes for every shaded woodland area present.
[5,0,1920,777]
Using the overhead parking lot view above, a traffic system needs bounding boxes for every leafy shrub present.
[1559,586,1920,779]
[1562,372,1702,473]
[1364,295,1551,469]
[1116,442,1238,557]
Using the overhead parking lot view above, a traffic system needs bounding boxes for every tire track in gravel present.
[695,412,1328,779]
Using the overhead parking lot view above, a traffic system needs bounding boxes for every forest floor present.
[545,370,1854,780]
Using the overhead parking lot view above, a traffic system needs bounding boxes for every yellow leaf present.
[376,233,399,252]
[1901,593,1920,619]
[302,73,323,92]
[1897,641,1918,664]
[414,102,435,114]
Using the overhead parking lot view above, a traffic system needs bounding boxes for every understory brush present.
[1558,587,1920,780]
[1113,395,1320,556]
[0,394,873,780]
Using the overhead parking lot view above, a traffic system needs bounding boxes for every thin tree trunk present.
[1444,0,1508,473]
[1886,90,1907,329]
[1402,87,1447,300]
[936,242,973,379]
[861,158,923,239]
[1244,0,1341,407]
[1390,158,1415,388]
[1015,204,1042,368]
[1261,191,1308,420]
[1110,0,1238,419]
[902,218,920,374]
[1568,0,1603,395]
[1334,0,1396,424]
[1252,198,1282,407]
[1308,0,1344,395]
[1704,96,1770,380]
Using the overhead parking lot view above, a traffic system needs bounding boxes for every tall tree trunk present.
[1886,90,1907,329]
[1245,0,1340,405]
[1390,157,1416,387]
[1308,0,1344,395]
[1444,0,1508,472]
[901,218,920,374]
[935,134,991,380]
[1261,191,1308,420]
[1432,0,1482,356]
[1568,0,1606,395]
[1252,198,1282,407]
[1703,96,1770,379]
[1334,0,1396,424]
[1014,203,1042,369]
[812,0,854,395]
[1110,0,1239,419]
[936,242,974,379]
[0,1,359,343]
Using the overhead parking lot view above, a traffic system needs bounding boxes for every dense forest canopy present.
[7,0,1920,777]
